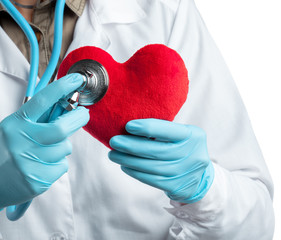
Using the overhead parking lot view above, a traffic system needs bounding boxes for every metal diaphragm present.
[67,59,109,106]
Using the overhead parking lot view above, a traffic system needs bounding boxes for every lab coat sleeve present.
[165,0,275,239]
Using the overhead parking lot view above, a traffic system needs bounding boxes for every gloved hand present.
[108,119,214,203]
[0,73,90,209]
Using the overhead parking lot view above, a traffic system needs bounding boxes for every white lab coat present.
[0,0,275,239]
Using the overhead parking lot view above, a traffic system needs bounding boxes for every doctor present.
[0,0,275,239]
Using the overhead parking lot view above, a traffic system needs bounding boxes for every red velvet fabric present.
[58,44,189,148]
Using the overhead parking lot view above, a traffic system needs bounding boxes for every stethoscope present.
[0,0,109,221]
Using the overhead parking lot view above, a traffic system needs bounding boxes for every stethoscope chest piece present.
[67,59,109,106]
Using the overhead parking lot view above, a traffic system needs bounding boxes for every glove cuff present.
[166,161,215,204]
[183,161,215,204]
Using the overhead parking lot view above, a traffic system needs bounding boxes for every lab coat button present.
[175,211,189,219]
[50,232,67,240]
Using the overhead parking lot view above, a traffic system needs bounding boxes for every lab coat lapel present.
[0,0,146,81]
[64,0,146,57]
[64,0,110,57]
[0,26,30,82]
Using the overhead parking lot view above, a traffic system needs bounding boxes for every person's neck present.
[12,0,38,22]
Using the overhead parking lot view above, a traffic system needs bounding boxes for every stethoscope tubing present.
[35,0,65,93]
[0,0,66,220]
[0,0,39,98]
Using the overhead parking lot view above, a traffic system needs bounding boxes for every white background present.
[195,0,281,239]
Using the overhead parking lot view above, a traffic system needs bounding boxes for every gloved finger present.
[47,103,66,122]
[22,139,72,163]
[27,157,69,194]
[109,134,190,160]
[109,150,188,176]
[121,166,173,192]
[125,119,191,142]
[37,105,54,123]
[121,166,201,196]
[18,73,84,122]
[31,106,89,144]
[37,99,70,123]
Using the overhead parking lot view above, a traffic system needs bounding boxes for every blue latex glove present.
[0,73,89,209]
[109,119,214,204]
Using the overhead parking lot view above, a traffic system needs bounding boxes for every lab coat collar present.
[0,26,31,82]
[90,0,146,24]
[0,0,146,23]
[0,0,146,83]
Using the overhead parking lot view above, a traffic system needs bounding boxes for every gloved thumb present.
[17,74,84,122]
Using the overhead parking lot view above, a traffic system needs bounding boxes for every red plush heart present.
[58,44,189,148]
